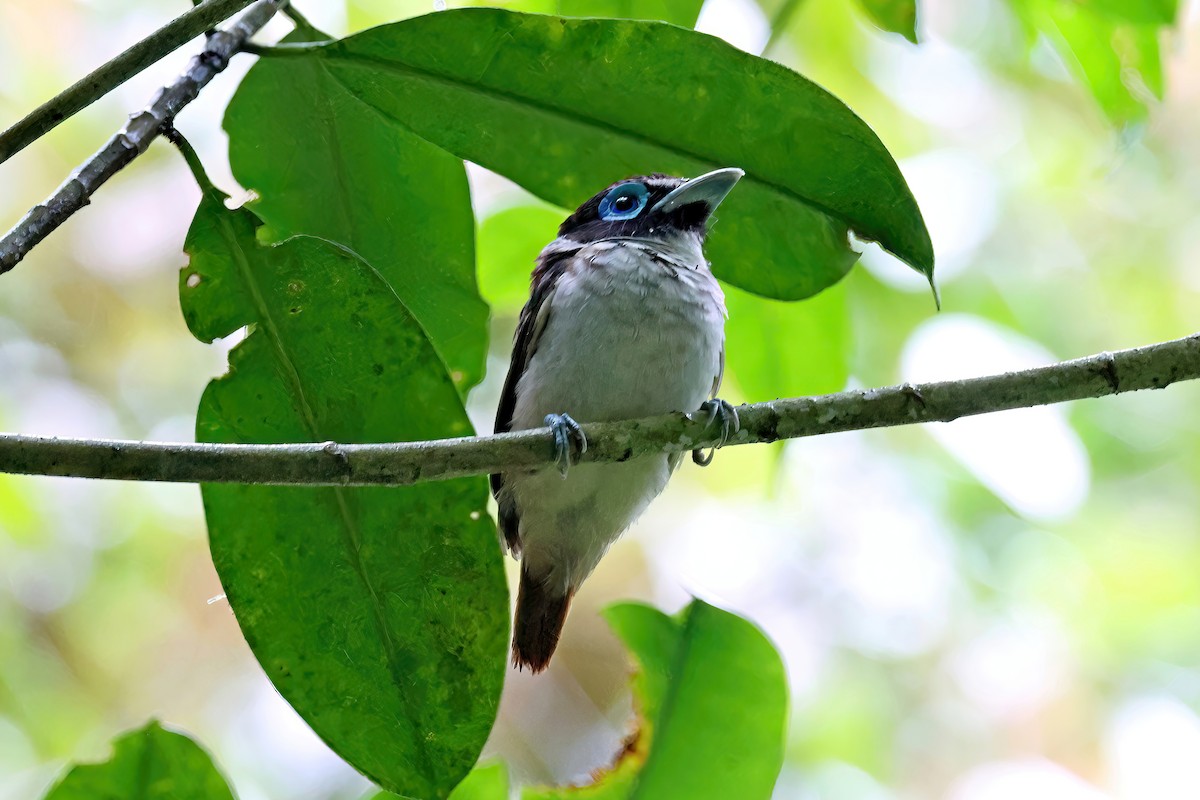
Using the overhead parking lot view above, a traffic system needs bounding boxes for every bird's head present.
[556,168,743,248]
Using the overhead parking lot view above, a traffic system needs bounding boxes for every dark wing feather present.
[491,245,578,552]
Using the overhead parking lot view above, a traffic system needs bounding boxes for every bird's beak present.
[650,167,745,216]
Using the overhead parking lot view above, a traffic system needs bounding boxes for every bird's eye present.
[599,182,650,221]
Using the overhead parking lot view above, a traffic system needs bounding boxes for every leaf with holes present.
[180,188,508,799]
[524,600,788,800]
[42,721,234,800]
[281,8,932,301]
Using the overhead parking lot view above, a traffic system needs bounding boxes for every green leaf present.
[1015,0,1165,122]
[305,8,933,300]
[856,0,918,42]
[42,721,234,800]
[224,27,488,393]
[525,600,788,800]
[180,190,508,799]
[725,279,851,403]
[556,0,704,27]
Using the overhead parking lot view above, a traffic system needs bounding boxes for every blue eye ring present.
[598,182,650,221]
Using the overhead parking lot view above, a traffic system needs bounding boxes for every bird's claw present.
[691,398,739,467]
[545,413,587,478]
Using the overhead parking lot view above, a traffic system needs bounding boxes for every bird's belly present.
[511,457,672,592]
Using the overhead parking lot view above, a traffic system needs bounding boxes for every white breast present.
[509,238,726,429]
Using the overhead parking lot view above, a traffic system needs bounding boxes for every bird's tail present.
[512,567,573,673]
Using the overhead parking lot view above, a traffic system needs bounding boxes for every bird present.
[492,168,743,672]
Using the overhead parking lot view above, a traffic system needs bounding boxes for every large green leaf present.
[526,600,788,800]
[856,0,918,42]
[42,721,234,800]
[296,9,932,300]
[224,26,488,393]
[180,190,508,799]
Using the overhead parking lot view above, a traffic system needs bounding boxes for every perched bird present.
[492,168,743,672]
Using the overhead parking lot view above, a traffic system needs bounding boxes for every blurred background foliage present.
[2,0,1200,798]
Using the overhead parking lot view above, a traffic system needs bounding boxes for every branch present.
[1,333,1197,487]
[0,0,258,165]
[0,0,287,276]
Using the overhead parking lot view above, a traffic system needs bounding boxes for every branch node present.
[1096,351,1120,393]
[758,403,782,443]
[322,441,352,484]
[899,382,927,409]
[198,49,229,71]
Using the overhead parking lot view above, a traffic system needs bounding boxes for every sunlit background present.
[3,0,1200,797]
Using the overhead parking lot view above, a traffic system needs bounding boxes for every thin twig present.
[1,333,1196,487]
[0,0,259,164]
[0,0,288,276]
[160,123,216,193]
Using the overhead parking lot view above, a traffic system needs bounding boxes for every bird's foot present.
[691,398,740,467]
[545,413,587,478]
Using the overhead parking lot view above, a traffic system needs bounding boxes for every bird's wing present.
[493,252,574,435]
[491,245,577,552]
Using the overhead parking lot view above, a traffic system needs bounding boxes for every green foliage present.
[41,721,234,800]
[856,0,918,42]
[725,280,851,402]
[300,8,933,299]
[177,7,923,796]
[224,26,488,394]
[5,0,1200,797]
[1012,0,1168,122]
[525,600,788,800]
[180,189,508,798]
[477,204,566,309]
